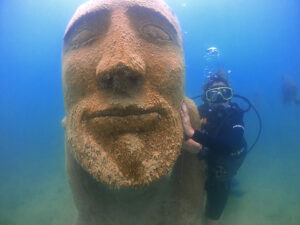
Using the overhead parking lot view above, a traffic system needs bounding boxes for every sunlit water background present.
[0,0,300,224]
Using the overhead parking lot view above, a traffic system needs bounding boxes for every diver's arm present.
[181,101,244,152]
[191,125,244,153]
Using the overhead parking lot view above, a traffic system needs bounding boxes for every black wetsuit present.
[191,102,247,220]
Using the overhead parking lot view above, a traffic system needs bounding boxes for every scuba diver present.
[180,71,249,225]
[281,75,300,105]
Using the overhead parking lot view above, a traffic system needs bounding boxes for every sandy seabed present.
[1,144,300,225]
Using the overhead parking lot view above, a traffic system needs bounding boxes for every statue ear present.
[62,117,67,129]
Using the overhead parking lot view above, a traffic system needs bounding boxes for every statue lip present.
[82,104,166,133]
[83,105,165,119]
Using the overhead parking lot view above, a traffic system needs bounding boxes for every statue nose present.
[98,62,144,94]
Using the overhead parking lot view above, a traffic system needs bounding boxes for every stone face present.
[62,0,185,188]
[62,0,205,224]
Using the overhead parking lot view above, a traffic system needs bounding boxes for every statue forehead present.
[65,0,181,38]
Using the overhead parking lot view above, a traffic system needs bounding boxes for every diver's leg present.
[204,178,230,225]
[202,192,219,225]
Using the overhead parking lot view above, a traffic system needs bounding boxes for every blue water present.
[0,0,300,224]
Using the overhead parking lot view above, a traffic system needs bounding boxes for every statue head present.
[62,0,185,188]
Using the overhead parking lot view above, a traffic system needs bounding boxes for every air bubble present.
[205,47,220,58]
[204,46,221,76]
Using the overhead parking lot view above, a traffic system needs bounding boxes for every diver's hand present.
[182,138,202,154]
[180,101,195,138]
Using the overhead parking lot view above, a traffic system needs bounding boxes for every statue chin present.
[64,98,183,188]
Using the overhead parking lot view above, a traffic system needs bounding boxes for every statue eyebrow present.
[64,9,111,42]
[127,5,178,38]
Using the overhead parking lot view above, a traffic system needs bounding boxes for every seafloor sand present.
[0,151,76,225]
[1,143,299,225]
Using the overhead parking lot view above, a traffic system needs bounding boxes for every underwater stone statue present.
[62,0,206,224]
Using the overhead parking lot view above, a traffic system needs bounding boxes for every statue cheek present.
[62,53,100,109]
[148,62,184,106]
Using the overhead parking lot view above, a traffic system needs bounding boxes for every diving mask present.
[206,86,233,103]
